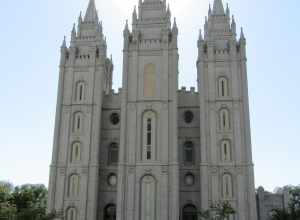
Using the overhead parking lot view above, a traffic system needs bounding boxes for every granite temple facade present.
[47,0,260,219]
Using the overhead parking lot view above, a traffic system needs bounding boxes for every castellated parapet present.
[48,0,258,220]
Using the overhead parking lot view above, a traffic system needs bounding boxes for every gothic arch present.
[220,139,232,162]
[222,173,233,198]
[140,175,157,220]
[75,81,86,102]
[218,76,229,97]
[66,207,78,220]
[142,110,157,161]
[68,174,80,197]
[182,204,198,220]
[219,108,230,131]
[144,63,156,98]
[70,141,81,163]
[73,112,84,133]
[108,142,119,165]
[104,204,116,220]
[183,141,195,165]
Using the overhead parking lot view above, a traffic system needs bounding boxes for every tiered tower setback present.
[48,0,257,220]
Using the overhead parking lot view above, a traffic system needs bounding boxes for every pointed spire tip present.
[212,0,225,15]
[84,0,99,23]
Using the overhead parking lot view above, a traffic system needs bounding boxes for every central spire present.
[212,0,225,15]
[84,0,99,23]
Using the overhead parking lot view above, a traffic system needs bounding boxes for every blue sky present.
[0,0,299,192]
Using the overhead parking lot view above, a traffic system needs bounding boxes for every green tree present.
[10,184,50,220]
[270,209,291,220]
[271,185,300,220]
[289,187,300,219]
[0,181,57,220]
[199,201,236,220]
[0,181,16,219]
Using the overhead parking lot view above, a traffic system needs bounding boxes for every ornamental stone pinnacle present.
[84,0,99,23]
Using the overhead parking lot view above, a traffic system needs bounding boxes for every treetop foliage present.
[0,181,56,220]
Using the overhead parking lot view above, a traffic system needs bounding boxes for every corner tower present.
[197,0,257,219]
[47,0,113,219]
[117,0,179,219]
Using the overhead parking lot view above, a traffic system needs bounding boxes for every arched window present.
[104,204,116,220]
[66,208,77,220]
[69,174,80,197]
[219,109,230,130]
[184,141,194,164]
[73,112,83,132]
[71,142,81,163]
[218,77,229,97]
[222,174,233,198]
[143,111,156,161]
[144,63,156,98]
[108,143,119,165]
[75,82,85,102]
[141,175,156,220]
[221,140,232,162]
[182,204,198,220]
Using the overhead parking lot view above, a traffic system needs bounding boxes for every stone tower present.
[117,0,179,219]
[47,0,113,219]
[48,0,258,220]
[197,0,257,219]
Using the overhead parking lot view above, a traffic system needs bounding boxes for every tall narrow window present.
[76,82,85,102]
[144,63,156,98]
[221,140,232,162]
[73,112,83,132]
[104,204,116,220]
[71,142,81,163]
[108,143,119,165]
[184,141,194,164]
[222,174,233,198]
[69,174,80,197]
[220,109,230,130]
[182,204,198,220]
[67,208,77,220]
[146,119,152,160]
[218,77,229,97]
[141,175,156,220]
[143,111,156,161]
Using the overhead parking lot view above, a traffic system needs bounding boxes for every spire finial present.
[97,21,103,34]
[79,11,83,23]
[226,3,230,17]
[61,36,67,48]
[199,29,203,41]
[212,0,225,15]
[84,0,99,23]
[172,17,178,30]
[231,15,236,34]
[240,27,245,40]
[166,3,171,19]
[133,5,137,21]
[124,20,129,32]
[71,23,76,41]
[208,4,212,15]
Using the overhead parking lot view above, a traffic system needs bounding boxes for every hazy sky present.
[0,0,299,192]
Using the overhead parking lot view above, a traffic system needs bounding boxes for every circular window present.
[107,174,117,186]
[184,111,194,124]
[184,173,195,186]
[110,113,120,125]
